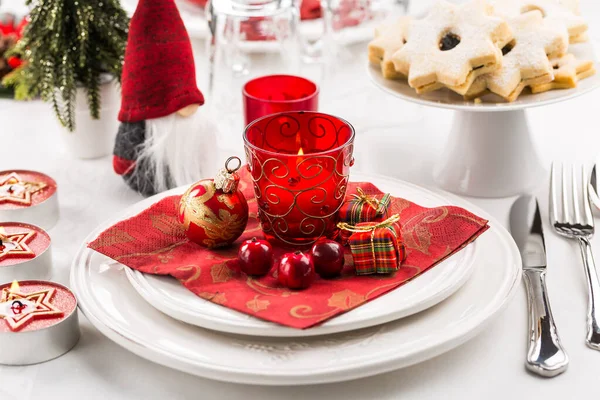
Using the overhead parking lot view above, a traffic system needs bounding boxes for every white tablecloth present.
[1,0,600,398]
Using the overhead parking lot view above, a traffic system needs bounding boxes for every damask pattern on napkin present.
[89,169,488,329]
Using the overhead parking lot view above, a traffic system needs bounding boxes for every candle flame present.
[298,148,304,156]
[9,280,19,293]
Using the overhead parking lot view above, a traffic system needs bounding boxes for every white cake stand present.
[368,43,600,198]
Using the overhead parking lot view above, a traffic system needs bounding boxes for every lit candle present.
[0,222,53,282]
[244,111,355,246]
[0,170,59,230]
[0,280,80,365]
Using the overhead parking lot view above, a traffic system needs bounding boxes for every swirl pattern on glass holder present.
[245,143,353,246]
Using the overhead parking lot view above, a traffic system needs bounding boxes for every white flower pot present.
[59,76,121,159]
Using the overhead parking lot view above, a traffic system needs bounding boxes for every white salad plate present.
[123,172,477,337]
[71,173,521,385]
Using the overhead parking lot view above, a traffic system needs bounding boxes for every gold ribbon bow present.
[337,214,401,268]
[352,187,380,211]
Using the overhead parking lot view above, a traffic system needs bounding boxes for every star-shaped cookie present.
[558,0,580,14]
[490,0,587,43]
[368,17,411,80]
[392,0,512,95]
[466,10,568,101]
[0,172,47,206]
[531,53,596,93]
[0,286,63,331]
[0,227,36,261]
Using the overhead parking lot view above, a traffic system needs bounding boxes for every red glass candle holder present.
[243,75,319,126]
[244,111,355,246]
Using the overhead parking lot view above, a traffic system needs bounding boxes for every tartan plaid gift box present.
[338,188,391,243]
[338,214,407,275]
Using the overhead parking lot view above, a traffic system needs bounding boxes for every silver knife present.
[509,195,568,377]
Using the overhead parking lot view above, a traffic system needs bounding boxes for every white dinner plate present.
[368,42,600,112]
[72,173,522,385]
[123,172,477,337]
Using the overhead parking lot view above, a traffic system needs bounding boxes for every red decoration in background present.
[300,0,322,20]
[185,0,320,20]
[88,168,489,329]
[244,111,353,246]
[6,56,22,69]
[186,0,208,8]
[243,75,319,126]
[0,15,27,38]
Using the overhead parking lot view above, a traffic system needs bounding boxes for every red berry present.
[7,56,22,70]
[311,239,345,278]
[238,237,273,276]
[278,251,315,290]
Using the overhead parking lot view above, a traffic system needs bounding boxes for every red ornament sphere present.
[311,238,345,278]
[278,251,315,290]
[238,237,273,276]
[178,179,248,248]
[7,56,22,70]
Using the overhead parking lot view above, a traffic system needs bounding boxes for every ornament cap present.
[214,156,243,194]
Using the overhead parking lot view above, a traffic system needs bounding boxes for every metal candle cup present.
[243,75,319,126]
[0,280,80,365]
[0,222,52,282]
[244,111,355,246]
[0,170,59,230]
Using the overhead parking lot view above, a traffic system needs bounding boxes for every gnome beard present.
[115,108,218,196]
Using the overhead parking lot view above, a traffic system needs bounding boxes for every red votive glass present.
[243,75,319,126]
[244,111,355,247]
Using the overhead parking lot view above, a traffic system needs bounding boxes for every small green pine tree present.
[4,0,129,131]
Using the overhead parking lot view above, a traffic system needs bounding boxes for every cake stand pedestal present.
[433,109,544,197]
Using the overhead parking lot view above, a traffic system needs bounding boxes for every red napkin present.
[88,169,488,329]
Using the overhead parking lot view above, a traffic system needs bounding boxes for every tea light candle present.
[0,280,80,365]
[0,222,52,282]
[0,170,59,230]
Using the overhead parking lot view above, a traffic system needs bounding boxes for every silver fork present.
[550,163,600,350]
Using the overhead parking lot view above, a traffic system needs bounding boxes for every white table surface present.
[2,0,600,398]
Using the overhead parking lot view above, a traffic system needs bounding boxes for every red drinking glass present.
[243,75,319,126]
[244,111,355,247]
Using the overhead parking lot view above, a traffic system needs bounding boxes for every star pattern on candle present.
[0,227,36,261]
[0,287,63,331]
[0,172,47,206]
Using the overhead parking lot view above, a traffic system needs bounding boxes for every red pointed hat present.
[119,0,205,123]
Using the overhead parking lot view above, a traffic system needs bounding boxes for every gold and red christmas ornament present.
[0,170,59,230]
[0,223,53,282]
[0,280,80,365]
[179,157,249,249]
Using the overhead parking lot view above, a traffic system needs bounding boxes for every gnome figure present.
[113,0,217,196]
